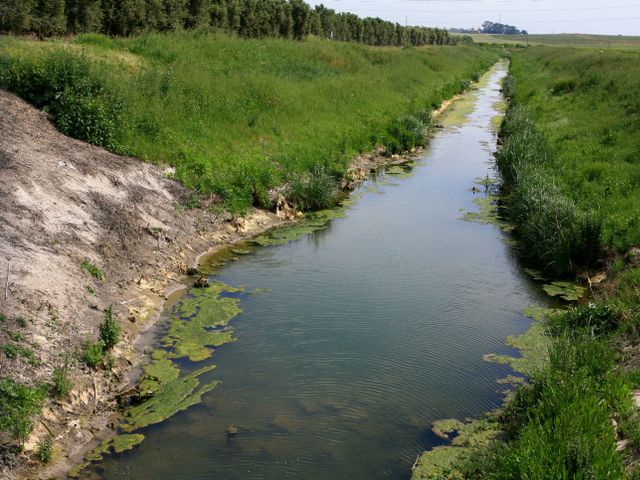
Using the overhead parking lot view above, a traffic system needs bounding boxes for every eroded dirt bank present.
[0,89,292,479]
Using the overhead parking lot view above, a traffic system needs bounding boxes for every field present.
[0,32,497,212]
[467,33,640,49]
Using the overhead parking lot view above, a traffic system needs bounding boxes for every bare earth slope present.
[0,89,285,478]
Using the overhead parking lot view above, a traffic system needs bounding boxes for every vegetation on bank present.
[414,47,640,479]
[500,47,640,274]
[0,32,498,212]
[0,0,456,46]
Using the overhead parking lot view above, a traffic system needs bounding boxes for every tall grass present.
[497,105,602,274]
[504,47,640,254]
[0,32,498,211]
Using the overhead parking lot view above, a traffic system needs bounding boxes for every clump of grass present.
[52,365,72,397]
[36,435,54,463]
[99,306,120,350]
[287,165,337,211]
[383,111,430,156]
[82,340,104,368]
[81,259,105,281]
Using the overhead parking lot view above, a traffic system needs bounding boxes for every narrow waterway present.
[94,62,546,479]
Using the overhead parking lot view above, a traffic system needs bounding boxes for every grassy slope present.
[413,46,640,479]
[508,47,640,252]
[0,32,498,211]
[468,33,640,49]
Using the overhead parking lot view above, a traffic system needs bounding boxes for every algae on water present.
[121,365,219,432]
[412,417,501,480]
[252,208,347,246]
[164,282,243,362]
[542,281,586,301]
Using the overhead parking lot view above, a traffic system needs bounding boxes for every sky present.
[306,0,640,35]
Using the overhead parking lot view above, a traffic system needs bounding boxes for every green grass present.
[498,47,640,271]
[0,31,498,211]
[467,33,640,49]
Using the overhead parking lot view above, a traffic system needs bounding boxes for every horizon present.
[306,0,640,36]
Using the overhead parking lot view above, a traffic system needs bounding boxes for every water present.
[94,63,546,480]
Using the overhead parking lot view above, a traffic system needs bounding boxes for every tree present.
[0,0,34,33]
[186,0,211,29]
[65,0,102,34]
[289,0,309,40]
[32,0,66,39]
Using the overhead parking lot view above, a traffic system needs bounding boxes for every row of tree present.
[0,0,456,45]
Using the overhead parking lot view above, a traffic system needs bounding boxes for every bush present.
[0,51,122,149]
[36,435,54,463]
[0,378,47,442]
[52,366,72,397]
[82,340,104,368]
[99,306,120,350]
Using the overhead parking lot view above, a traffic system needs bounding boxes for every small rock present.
[194,275,209,288]
[226,424,239,437]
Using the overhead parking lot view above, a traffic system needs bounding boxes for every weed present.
[99,306,120,350]
[52,365,72,397]
[287,165,337,211]
[0,378,47,442]
[82,340,104,368]
[81,259,105,281]
[36,435,53,463]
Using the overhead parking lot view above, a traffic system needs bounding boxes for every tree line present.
[0,0,456,46]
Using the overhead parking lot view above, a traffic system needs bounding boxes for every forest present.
[0,0,457,46]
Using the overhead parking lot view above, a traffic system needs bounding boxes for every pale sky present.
[306,0,640,35]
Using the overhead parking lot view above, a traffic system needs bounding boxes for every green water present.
[93,62,546,479]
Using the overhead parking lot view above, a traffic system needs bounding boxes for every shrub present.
[52,366,72,397]
[36,435,54,463]
[99,306,120,350]
[0,378,47,442]
[82,340,104,368]
[0,52,122,149]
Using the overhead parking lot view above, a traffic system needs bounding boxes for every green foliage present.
[496,106,603,274]
[490,334,627,480]
[80,258,105,281]
[505,47,640,254]
[0,52,122,150]
[287,165,337,211]
[383,112,429,155]
[99,306,120,350]
[548,303,617,336]
[0,0,456,46]
[52,365,72,397]
[0,378,47,442]
[0,33,497,211]
[82,340,104,368]
[36,434,54,463]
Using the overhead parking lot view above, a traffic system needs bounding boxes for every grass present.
[0,31,498,212]
[81,259,105,281]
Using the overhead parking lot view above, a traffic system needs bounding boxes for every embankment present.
[413,47,640,479]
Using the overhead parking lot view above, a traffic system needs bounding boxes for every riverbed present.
[92,62,547,480]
